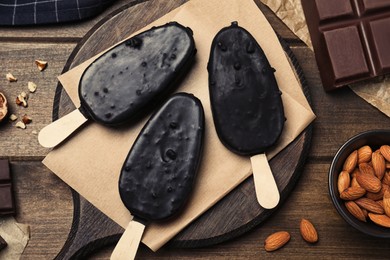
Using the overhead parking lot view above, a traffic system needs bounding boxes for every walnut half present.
[0,93,8,122]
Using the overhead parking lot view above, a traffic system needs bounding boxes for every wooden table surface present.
[1,0,390,259]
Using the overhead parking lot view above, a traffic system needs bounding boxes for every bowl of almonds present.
[329,130,390,237]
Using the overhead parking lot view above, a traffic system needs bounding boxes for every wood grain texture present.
[0,43,76,159]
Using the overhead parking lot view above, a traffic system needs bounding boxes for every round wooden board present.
[53,0,313,258]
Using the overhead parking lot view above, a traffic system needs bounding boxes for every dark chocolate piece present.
[302,0,390,91]
[79,22,196,125]
[208,22,285,156]
[0,235,7,251]
[0,160,15,216]
[119,93,204,221]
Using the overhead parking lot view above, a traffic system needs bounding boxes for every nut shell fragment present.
[15,121,26,129]
[35,60,47,71]
[28,81,37,93]
[6,73,17,82]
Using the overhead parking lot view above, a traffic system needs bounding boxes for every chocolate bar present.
[0,160,15,216]
[302,0,390,91]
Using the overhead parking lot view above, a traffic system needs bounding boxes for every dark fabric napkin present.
[0,0,116,25]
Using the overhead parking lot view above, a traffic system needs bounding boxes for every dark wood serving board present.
[52,0,313,259]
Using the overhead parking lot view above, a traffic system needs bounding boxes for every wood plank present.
[289,46,390,159]
[86,162,390,259]
[11,161,73,259]
[0,43,76,159]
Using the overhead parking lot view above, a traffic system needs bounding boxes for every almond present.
[356,172,381,193]
[380,145,390,162]
[337,171,350,193]
[368,213,390,228]
[359,163,375,176]
[351,176,361,188]
[264,231,290,252]
[383,171,390,186]
[372,152,386,180]
[345,201,366,222]
[300,219,318,243]
[366,184,388,201]
[343,150,358,173]
[358,145,372,163]
[355,198,384,214]
[340,186,366,200]
[383,189,390,217]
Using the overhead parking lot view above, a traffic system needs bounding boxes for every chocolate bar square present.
[0,160,15,216]
[302,0,390,91]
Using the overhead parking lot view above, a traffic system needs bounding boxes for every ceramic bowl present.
[329,129,390,237]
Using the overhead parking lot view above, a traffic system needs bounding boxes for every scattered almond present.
[345,201,366,222]
[343,150,358,173]
[300,219,318,243]
[358,145,372,163]
[355,197,384,214]
[264,231,290,252]
[338,171,350,193]
[35,59,48,71]
[368,213,390,228]
[6,73,17,82]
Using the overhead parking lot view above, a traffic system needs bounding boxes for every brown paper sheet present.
[43,0,315,251]
[260,0,390,117]
[0,217,30,259]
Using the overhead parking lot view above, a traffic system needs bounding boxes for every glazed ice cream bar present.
[119,93,204,221]
[208,21,285,156]
[79,22,196,125]
[112,93,204,259]
[302,0,390,91]
[208,22,284,209]
[39,22,196,148]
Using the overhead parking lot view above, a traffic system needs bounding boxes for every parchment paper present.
[260,0,390,117]
[0,217,30,260]
[43,0,316,251]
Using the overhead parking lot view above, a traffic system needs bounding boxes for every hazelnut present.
[6,73,17,82]
[0,93,8,122]
[35,60,48,71]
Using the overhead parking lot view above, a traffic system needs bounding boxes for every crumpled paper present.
[0,217,30,260]
[260,0,390,117]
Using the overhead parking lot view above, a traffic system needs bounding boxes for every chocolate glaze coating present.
[79,22,196,125]
[119,93,204,221]
[208,22,284,156]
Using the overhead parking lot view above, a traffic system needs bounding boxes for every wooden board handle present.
[250,153,280,209]
[110,220,145,260]
[38,109,88,148]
